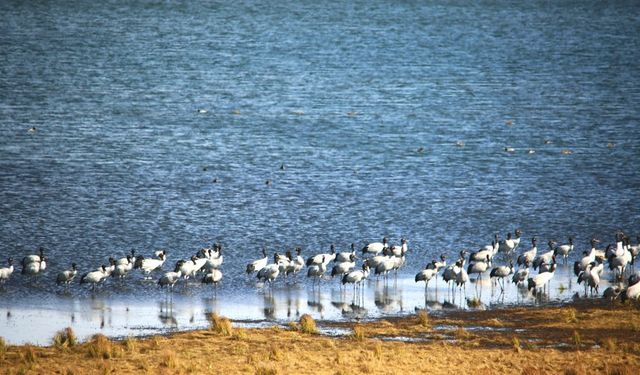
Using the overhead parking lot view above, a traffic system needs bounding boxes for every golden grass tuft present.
[454,326,471,339]
[123,336,136,353]
[564,308,579,324]
[160,350,178,368]
[565,367,586,375]
[602,337,617,352]
[486,318,504,327]
[86,334,117,359]
[255,365,278,375]
[207,313,234,336]
[0,336,6,360]
[416,310,430,328]
[299,314,317,334]
[53,327,77,350]
[20,344,37,365]
[351,324,366,341]
[572,330,582,350]
[372,341,383,360]
[606,363,635,375]
[512,336,521,353]
[232,328,248,341]
[268,345,284,362]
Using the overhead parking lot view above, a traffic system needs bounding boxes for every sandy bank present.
[1,300,639,374]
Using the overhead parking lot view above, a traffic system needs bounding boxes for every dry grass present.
[512,336,521,353]
[351,324,366,341]
[0,336,6,360]
[53,327,77,350]
[20,344,37,365]
[123,336,136,353]
[573,330,582,350]
[416,310,430,328]
[565,308,579,324]
[207,313,234,336]
[299,314,317,334]
[86,334,119,359]
[160,350,178,368]
[255,366,278,375]
[1,304,639,374]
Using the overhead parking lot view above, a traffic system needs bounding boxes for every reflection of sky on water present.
[0,263,615,345]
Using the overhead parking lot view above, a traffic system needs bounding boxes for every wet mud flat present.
[1,300,639,374]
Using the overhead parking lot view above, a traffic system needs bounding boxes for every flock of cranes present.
[1,230,640,306]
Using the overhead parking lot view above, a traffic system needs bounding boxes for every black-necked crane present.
[331,253,356,279]
[532,241,556,270]
[175,257,199,279]
[306,244,336,267]
[56,263,77,285]
[470,234,499,262]
[257,263,280,286]
[201,249,221,272]
[116,250,135,267]
[467,255,491,280]
[456,267,469,297]
[362,237,388,256]
[134,250,167,278]
[490,261,514,292]
[427,254,447,272]
[577,262,600,296]
[80,265,109,290]
[415,261,438,292]
[0,258,14,284]
[22,247,45,268]
[443,260,462,295]
[285,247,304,277]
[158,269,182,290]
[386,238,408,257]
[499,229,522,254]
[554,237,574,264]
[202,269,223,294]
[374,256,396,282]
[22,256,46,275]
[575,239,600,276]
[276,252,292,277]
[621,274,640,301]
[307,256,327,287]
[608,249,631,282]
[517,237,538,267]
[511,267,529,286]
[527,263,557,297]
[538,256,556,273]
[246,247,268,275]
[342,263,370,296]
[111,261,130,279]
[335,243,357,263]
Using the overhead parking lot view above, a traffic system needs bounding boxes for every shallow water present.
[0,262,619,344]
[1,0,639,344]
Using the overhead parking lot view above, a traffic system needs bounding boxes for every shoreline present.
[1,300,639,374]
[0,265,603,346]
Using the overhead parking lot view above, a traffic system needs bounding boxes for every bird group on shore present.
[412,229,640,304]
[1,231,639,306]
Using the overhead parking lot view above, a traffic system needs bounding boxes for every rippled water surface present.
[1,0,639,344]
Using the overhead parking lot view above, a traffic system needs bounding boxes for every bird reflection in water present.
[158,296,177,328]
[307,286,325,318]
[263,290,276,320]
[330,288,368,320]
[373,279,403,313]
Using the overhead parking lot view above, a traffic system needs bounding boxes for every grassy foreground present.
[1,302,639,374]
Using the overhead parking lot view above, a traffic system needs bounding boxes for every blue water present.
[1,0,639,344]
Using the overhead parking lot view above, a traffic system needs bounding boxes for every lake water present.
[1,0,639,345]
